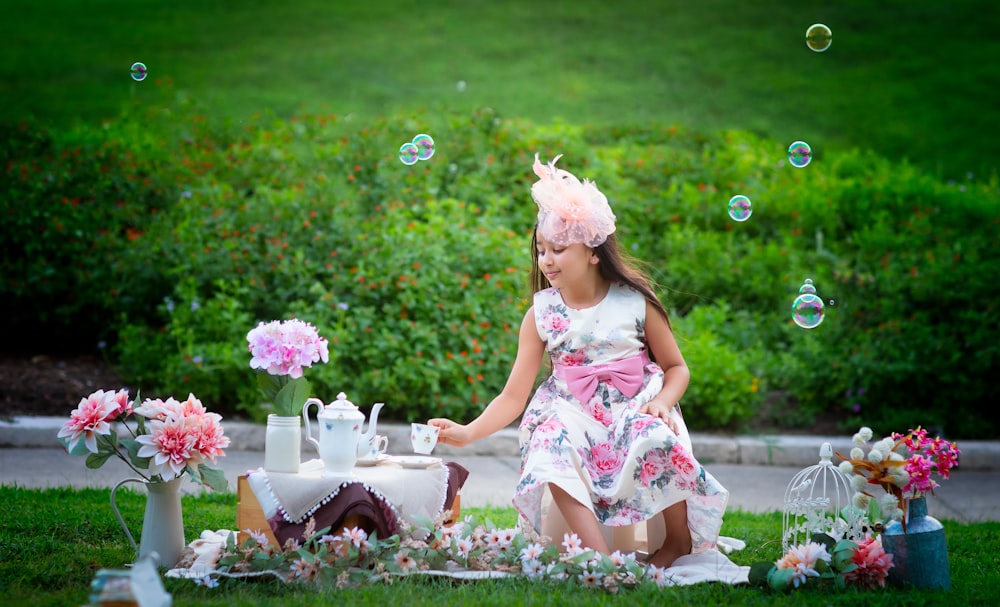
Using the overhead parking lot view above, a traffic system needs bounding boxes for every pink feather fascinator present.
[531,153,616,248]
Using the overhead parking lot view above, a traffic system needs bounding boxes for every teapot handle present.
[302,397,325,451]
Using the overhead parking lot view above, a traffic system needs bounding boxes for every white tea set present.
[302,391,440,476]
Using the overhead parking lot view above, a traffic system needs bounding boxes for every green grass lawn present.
[2,486,998,606]
[1,0,997,181]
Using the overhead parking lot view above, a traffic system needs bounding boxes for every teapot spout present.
[361,401,384,443]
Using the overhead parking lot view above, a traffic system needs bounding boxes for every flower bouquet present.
[749,534,894,591]
[836,426,960,530]
[57,389,230,492]
[247,319,329,417]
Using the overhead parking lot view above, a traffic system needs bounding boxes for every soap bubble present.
[792,279,825,329]
[727,195,752,222]
[806,24,833,52]
[788,141,812,168]
[792,293,825,329]
[412,133,435,161]
[399,142,419,166]
[130,62,147,82]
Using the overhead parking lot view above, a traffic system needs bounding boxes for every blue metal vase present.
[881,496,951,590]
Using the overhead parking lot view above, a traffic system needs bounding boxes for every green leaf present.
[257,371,283,401]
[273,377,311,417]
[198,464,229,492]
[85,451,114,469]
[767,566,796,591]
[748,562,774,587]
[409,514,435,532]
[810,532,835,551]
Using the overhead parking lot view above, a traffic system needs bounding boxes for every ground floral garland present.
[195,511,684,592]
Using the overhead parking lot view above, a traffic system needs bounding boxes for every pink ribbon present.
[555,352,648,404]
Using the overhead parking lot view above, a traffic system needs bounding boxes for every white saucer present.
[387,455,443,469]
[355,455,388,467]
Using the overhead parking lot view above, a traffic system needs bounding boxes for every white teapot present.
[303,392,383,474]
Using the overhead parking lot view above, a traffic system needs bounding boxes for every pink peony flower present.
[586,440,623,477]
[639,449,667,487]
[589,399,613,426]
[191,412,230,463]
[669,444,698,484]
[560,349,586,366]
[135,415,199,479]
[843,536,894,589]
[542,312,569,335]
[58,389,120,453]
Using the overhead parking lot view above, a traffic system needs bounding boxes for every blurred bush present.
[2,103,997,438]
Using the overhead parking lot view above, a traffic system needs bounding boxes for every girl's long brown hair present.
[529,230,671,328]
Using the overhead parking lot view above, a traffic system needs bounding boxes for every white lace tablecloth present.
[247,458,451,527]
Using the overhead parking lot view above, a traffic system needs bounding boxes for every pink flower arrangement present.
[247,319,329,417]
[58,388,230,491]
[753,535,894,591]
[837,426,960,529]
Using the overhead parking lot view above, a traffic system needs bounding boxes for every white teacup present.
[410,423,439,455]
[358,434,389,462]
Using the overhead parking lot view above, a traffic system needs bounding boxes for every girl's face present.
[535,233,597,287]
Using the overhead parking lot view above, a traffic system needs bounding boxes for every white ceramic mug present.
[358,434,389,462]
[410,423,439,454]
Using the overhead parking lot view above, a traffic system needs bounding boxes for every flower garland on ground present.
[58,388,230,491]
[196,511,681,593]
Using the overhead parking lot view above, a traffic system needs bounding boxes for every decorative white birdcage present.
[781,442,868,550]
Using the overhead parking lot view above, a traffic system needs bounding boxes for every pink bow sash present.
[554,352,649,404]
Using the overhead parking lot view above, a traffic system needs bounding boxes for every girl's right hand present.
[427,418,472,448]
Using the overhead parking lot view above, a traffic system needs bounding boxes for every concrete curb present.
[5,416,999,470]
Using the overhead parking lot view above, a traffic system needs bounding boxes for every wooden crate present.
[236,475,280,547]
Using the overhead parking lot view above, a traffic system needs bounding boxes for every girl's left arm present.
[638,300,690,426]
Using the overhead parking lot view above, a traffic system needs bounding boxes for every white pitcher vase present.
[110,476,185,568]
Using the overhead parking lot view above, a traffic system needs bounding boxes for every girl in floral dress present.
[429,154,729,568]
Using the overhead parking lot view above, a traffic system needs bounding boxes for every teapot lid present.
[322,392,364,419]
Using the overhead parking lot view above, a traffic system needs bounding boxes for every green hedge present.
[2,103,997,438]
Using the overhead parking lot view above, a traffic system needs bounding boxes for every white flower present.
[454,537,474,559]
[888,469,910,488]
[520,542,545,562]
[561,533,584,555]
[868,449,886,464]
[858,427,873,442]
[853,492,871,509]
[875,437,896,455]
[838,461,855,475]
[579,571,604,587]
[850,447,865,460]
[645,563,670,587]
[850,474,867,491]
[775,541,831,589]
[522,559,546,579]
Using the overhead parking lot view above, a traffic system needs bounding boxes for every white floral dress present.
[513,283,730,553]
